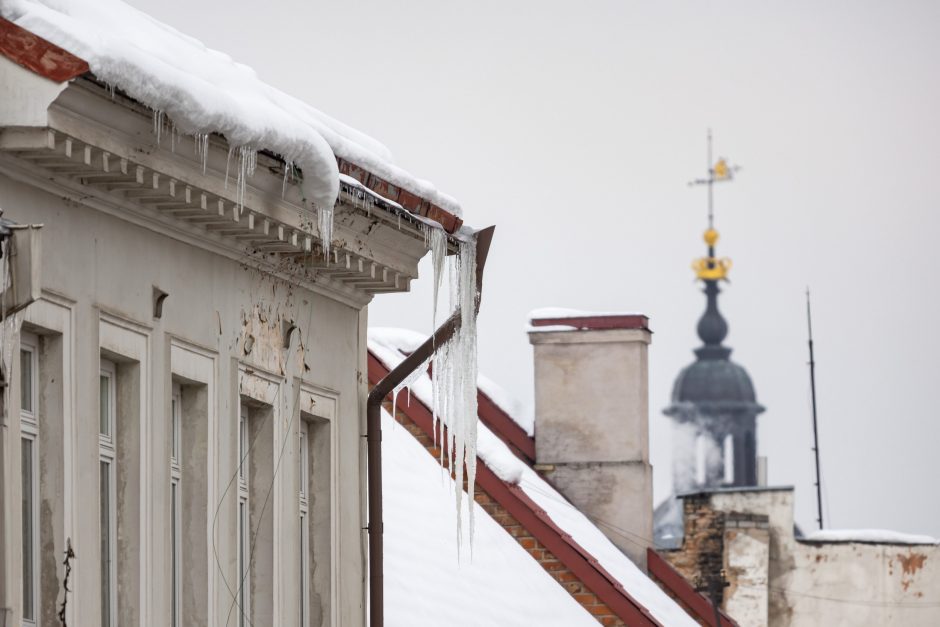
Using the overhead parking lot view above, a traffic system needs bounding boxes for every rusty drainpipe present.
[366,225,494,627]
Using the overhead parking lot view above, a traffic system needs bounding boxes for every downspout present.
[366,225,495,627]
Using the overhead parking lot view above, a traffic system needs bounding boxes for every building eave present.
[0,16,464,235]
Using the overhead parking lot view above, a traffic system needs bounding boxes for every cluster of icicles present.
[391,226,480,549]
[150,112,481,547]
[151,110,333,258]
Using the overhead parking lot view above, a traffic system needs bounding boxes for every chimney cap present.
[528,307,650,332]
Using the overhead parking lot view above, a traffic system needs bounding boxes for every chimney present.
[528,309,653,568]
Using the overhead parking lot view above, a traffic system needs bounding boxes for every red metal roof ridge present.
[337,157,463,234]
[367,352,534,465]
[507,483,663,624]
[646,549,739,626]
[476,388,536,463]
[0,17,90,83]
[530,313,651,331]
[367,352,665,626]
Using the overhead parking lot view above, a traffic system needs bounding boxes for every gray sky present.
[131,0,940,537]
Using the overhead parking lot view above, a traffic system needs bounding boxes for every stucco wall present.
[0,171,367,625]
[671,488,940,627]
[781,541,940,627]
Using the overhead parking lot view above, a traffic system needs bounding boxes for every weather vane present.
[688,129,739,281]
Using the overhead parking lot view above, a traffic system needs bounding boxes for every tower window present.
[695,434,708,485]
[723,434,734,484]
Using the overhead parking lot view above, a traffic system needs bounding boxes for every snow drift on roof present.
[2,0,461,218]
[804,529,939,545]
[369,328,698,626]
[382,407,599,626]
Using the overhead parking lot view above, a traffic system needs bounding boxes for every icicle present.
[224,146,234,189]
[430,236,479,550]
[281,161,294,198]
[425,225,447,330]
[193,133,210,173]
[317,202,333,260]
[152,110,165,145]
[234,146,257,210]
[390,357,429,432]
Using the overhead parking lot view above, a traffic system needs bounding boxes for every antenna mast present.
[806,289,824,529]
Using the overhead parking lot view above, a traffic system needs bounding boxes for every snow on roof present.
[382,407,599,626]
[2,0,461,219]
[369,327,698,626]
[803,529,939,546]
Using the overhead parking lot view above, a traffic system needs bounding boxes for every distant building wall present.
[662,487,940,627]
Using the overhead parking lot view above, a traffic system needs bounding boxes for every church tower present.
[663,227,764,492]
[665,134,764,493]
[654,134,765,547]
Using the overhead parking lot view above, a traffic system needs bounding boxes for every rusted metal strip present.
[0,17,89,82]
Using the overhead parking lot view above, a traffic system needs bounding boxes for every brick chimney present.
[528,309,653,568]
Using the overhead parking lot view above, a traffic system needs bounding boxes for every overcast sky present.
[131,0,940,538]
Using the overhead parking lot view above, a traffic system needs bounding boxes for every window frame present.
[20,333,39,626]
[99,359,118,627]
[170,383,182,627]
[299,420,310,627]
[237,401,251,627]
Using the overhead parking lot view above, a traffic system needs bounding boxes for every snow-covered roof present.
[803,529,939,546]
[369,327,698,627]
[1,0,461,226]
[383,407,600,626]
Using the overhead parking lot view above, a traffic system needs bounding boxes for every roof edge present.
[2,18,463,234]
[0,17,90,82]
[647,549,738,627]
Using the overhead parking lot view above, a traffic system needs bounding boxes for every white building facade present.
[0,16,456,625]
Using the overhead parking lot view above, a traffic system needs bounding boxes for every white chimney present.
[528,309,653,568]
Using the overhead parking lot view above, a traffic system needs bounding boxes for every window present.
[21,334,39,626]
[723,433,735,484]
[99,360,117,627]
[299,421,310,627]
[170,384,182,627]
[237,402,250,627]
[695,433,708,485]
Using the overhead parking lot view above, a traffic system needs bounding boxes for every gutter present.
[365,225,495,627]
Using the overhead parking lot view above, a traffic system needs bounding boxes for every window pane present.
[171,396,179,461]
[238,501,247,627]
[99,375,110,437]
[239,412,247,480]
[171,481,179,627]
[20,349,32,413]
[100,461,111,627]
[22,439,34,620]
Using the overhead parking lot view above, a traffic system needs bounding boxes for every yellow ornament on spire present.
[704,228,719,247]
[693,228,732,280]
[713,158,731,180]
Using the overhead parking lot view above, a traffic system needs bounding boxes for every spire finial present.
[688,131,740,359]
[688,131,738,282]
